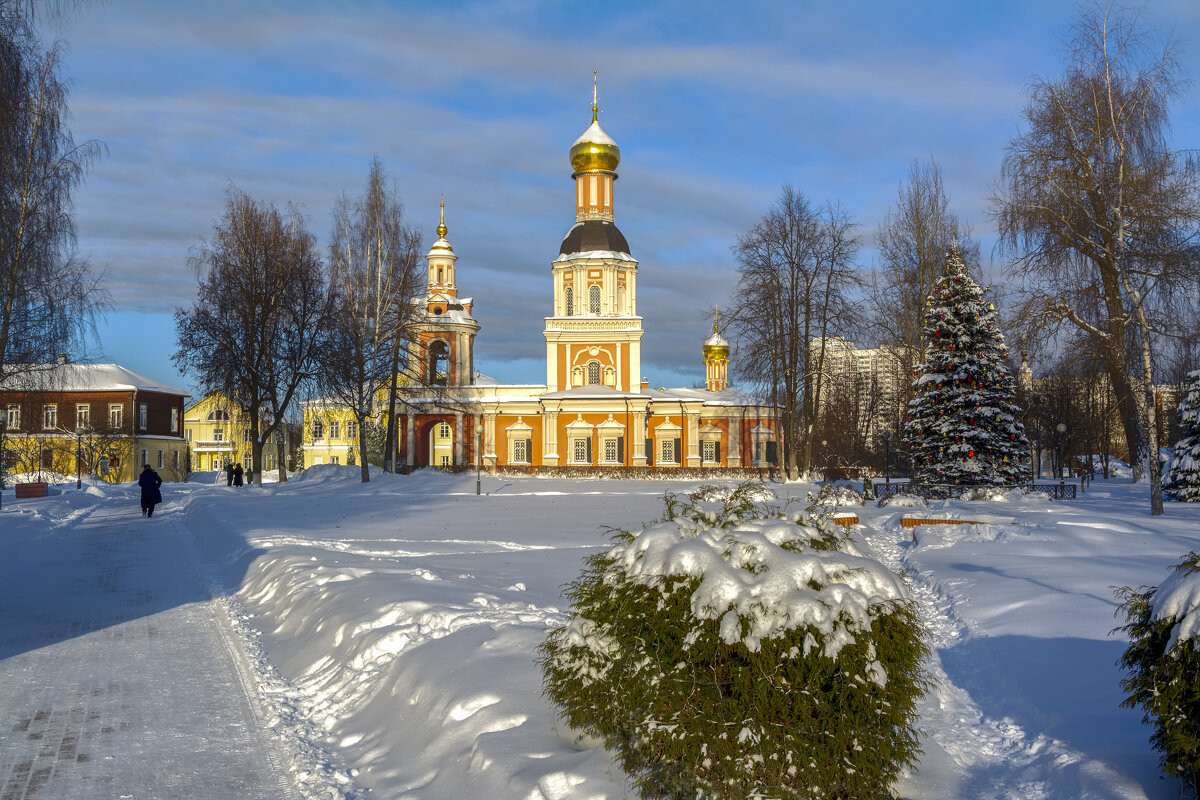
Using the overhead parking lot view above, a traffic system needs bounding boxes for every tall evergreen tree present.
[903,251,1029,485]
[1165,370,1200,502]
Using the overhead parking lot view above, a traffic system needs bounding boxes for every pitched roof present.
[0,364,189,396]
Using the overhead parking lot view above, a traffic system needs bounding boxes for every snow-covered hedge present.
[1116,551,1200,796]
[539,482,930,799]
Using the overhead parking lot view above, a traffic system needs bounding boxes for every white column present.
[726,414,741,466]
[686,412,701,465]
[632,411,647,465]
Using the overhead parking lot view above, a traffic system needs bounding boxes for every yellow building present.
[184,391,291,473]
[302,80,778,473]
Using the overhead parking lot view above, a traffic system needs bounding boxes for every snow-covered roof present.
[647,386,772,406]
[0,363,189,396]
[539,385,645,400]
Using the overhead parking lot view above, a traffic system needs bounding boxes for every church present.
[302,84,778,473]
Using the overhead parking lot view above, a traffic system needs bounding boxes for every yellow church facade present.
[302,84,778,473]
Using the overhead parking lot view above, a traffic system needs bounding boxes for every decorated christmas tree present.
[903,250,1029,485]
[1165,370,1200,502]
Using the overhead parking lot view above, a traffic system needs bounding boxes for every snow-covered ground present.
[2,468,1198,799]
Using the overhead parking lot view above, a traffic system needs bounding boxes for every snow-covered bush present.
[878,493,927,509]
[688,482,776,504]
[816,482,865,508]
[1115,552,1200,796]
[539,482,930,799]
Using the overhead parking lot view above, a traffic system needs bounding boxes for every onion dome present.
[569,75,620,176]
[703,308,730,361]
[427,201,454,256]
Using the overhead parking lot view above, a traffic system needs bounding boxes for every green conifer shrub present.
[539,482,931,799]
[1116,552,1200,797]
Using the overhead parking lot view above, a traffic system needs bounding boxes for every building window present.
[589,285,601,314]
[43,404,57,429]
[157,449,164,469]
[513,438,527,463]
[438,422,451,439]
[661,439,675,465]
[139,403,147,430]
[76,404,90,429]
[141,448,148,466]
[312,417,324,439]
[440,455,451,467]
[185,429,192,442]
[572,437,588,464]
[212,429,224,442]
[207,409,229,421]
[5,404,18,430]
[171,408,179,432]
[428,341,450,386]
[329,420,340,440]
[243,428,253,443]
[586,361,601,385]
[564,286,574,316]
[347,421,357,440]
[754,440,765,465]
[604,438,618,463]
[702,439,718,463]
[172,450,179,470]
[110,404,123,428]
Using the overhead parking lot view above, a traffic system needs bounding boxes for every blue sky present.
[45,0,1200,401]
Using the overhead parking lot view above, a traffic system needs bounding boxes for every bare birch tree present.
[992,2,1200,514]
[319,158,423,482]
[174,189,326,485]
[0,5,104,506]
[728,187,861,479]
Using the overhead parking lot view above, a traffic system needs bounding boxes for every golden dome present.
[428,201,454,255]
[569,74,619,175]
[702,307,729,361]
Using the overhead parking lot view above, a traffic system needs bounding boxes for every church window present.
[428,341,450,386]
[513,438,527,463]
[589,285,601,314]
[604,438,618,463]
[572,438,589,464]
[564,286,573,316]
[586,361,600,385]
[661,439,676,464]
[437,266,443,283]
[702,439,718,463]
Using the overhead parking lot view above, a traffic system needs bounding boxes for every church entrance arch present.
[415,418,454,469]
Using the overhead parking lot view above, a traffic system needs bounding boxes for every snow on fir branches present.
[903,250,1029,485]
[1166,370,1200,502]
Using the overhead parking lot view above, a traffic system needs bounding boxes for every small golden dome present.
[702,307,729,361]
[428,201,454,254]
[569,73,619,175]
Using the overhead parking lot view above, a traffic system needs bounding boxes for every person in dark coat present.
[225,461,234,486]
[233,464,244,487]
[139,464,163,517]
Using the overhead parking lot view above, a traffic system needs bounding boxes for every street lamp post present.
[1055,422,1067,486]
[75,427,85,490]
[881,431,892,485]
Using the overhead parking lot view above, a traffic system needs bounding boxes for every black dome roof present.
[558,220,631,258]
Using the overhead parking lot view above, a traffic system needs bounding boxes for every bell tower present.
[412,203,479,387]
[544,74,643,393]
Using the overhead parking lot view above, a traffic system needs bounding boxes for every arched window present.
[586,361,601,385]
[564,286,574,316]
[206,409,230,422]
[428,341,450,386]
[589,285,601,314]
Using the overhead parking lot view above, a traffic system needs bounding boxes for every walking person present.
[233,463,244,487]
[139,463,163,517]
